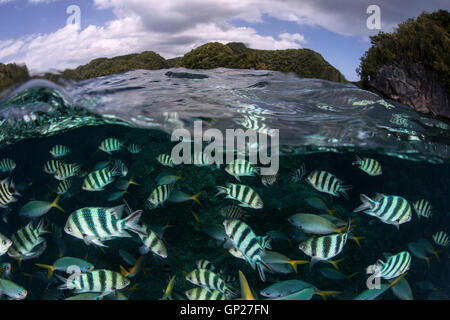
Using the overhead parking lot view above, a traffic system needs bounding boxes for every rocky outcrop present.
[0,63,30,92]
[368,61,449,118]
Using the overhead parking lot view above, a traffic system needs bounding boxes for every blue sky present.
[0,0,448,81]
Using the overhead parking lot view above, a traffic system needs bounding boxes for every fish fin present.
[161,275,176,300]
[139,245,150,256]
[83,235,107,247]
[352,236,365,247]
[215,186,228,197]
[329,258,345,270]
[388,273,407,288]
[123,210,147,236]
[352,155,362,166]
[50,195,65,213]
[110,204,125,220]
[189,191,204,205]
[191,211,201,230]
[120,265,131,278]
[309,257,321,271]
[346,272,359,281]
[238,270,256,300]
[353,194,375,212]
[37,219,50,235]
[287,260,309,273]
[339,187,351,200]
[35,264,55,278]
[315,290,341,300]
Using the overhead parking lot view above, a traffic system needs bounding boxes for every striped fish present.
[57,269,130,294]
[0,158,16,173]
[64,205,147,247]
[115,160,128,177]
[432,231,449,247]
[224,159,258,181]
[156,154,175,167]
[223,219,272,281]
[8,219,48,260]
[43,160,64,174]
[193,151,214,167]
[298,220,350,269]
[50,145,70,158]
[138,224,167,258]
[354,193,412,229]
[147,183,175,209]
[82,164,121,191]
[291,163,306,183]
[56,180,73,195]
[185,287,226,300]
[127,143,142,154]
[216,183,263,209]
[306,171,352,199]
[261,174,277,187]
[54,163,81,181]
[367,251,411,280]
[413,199,432,219]
[99,138,122,154]
[352,156,382,176]
[195,259,216,272]
[185,269,235,296]
[220,205,248,220]
[0,178,20,208]
[0,233,12,256]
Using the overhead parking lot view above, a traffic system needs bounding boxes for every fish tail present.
[352,236,365,247]
[353,194,375,212]
[433,250,441,261]
[330,258,344,271]
[161,275,176,300]
[287,260,309,273]
[346,271,359,281]
[215,186,228,197]
[35,264,55,278]
[238,270,256,300]
[128,178,140,186]
[123,210,147,236]
[120,265,131,278]
[191,211,201,230]
[327,208,337,215]
[190,191,204,205]
[315,290,341,300]
[51,195,65,213]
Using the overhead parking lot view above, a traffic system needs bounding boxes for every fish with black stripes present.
[138,224,168,258]
[353,193,412,229]
[224,159,259,181]
[220,205,248,220]
[54,163,81,181]
[352,156,382,176]
[366,251,411,280]
[7,219,48,260]
[432,231,449,247]
[82,162,121,191]
[43,160,64,174]
[413,199,432,219]
[0,158,16,173]
[291,163,306,183]
[64,205,147,247]
[223,219,272,281]
[306,170,352,199]
[56,180,73,195]
[185,268,236,297]
[185,287,227,300]
[216,183,263,209]
[298,220,351,270]
[50,145,70,158]
[99,138,123,154]
[0,178,20,208]
[156,154,175,167]
[57,269,130,296]
[127,143,142,154]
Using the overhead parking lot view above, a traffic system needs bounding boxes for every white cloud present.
[1,0,448,74]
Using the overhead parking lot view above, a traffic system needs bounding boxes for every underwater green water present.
[0,124,448,300]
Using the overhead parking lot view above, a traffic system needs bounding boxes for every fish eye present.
[67,226,72,232]
[2,240,7,245]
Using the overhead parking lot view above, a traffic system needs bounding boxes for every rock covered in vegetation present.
[0,63,30,92]
[176,42,346,82]
[358,10,449,118]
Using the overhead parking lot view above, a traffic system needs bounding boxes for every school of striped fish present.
[0,132,448,301]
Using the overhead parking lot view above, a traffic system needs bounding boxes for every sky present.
[0,0,448,81]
